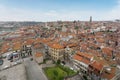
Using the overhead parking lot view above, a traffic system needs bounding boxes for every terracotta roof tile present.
[49,43,64,49]
[90,61,103,70]
[67,43,78,48]
[13,42,22,50]
[34,43,41,49]
[1,42,11,53]
[73,52,92,64]
[102,68,115,80]
[73,54,82,61]
[102,47,113,56]
[35,52,43,57]
[96,38,105,43]
[77,51,93,60]
[24,38,35,45]
[35,38,41,44]
[41,38,52,43]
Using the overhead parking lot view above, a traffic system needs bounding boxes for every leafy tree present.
[57,59,61,64]
[74,26,79,30]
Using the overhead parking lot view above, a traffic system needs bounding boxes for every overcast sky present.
[0,0,120,21]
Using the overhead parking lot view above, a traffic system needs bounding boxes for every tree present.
[57,27,62,31]
[57,59,61,64]
[74,26,79,30]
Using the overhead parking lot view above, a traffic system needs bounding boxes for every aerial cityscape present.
[0,0,120,80]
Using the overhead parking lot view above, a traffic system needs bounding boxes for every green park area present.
[44,65,77,80]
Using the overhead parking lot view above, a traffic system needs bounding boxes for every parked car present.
[12,62,17,66]
[0,59,3,65]
[7,54,13,60]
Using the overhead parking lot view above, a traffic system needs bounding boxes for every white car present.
[16,60,22,64]
[13,62,17,65]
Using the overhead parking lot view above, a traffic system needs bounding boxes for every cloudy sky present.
[0,0,120,21]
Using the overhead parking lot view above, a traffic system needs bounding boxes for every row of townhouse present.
[73,51,120,80]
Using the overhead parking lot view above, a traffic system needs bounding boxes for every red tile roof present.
[67,43,78,48]
[102,68,115,80]
[35,52,43,57]
[77,51,93,60]
[49,43,64,49]
[73,54,82,61]
[1,42,11,53]
[73,54,90,64]
[24,38,35,45]
[13,42,22,50]
[102,47,113,56]
[34,38,41,44]
[73,51,93,64]
[90,61,103,71]
[41,38,52,43]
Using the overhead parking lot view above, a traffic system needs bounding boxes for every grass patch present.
[44,67,67,80]
[58,65,76,76]
[44,65,77,80]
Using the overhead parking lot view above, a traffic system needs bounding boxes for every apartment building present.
[73,51,94,73]
[48,43,65,61]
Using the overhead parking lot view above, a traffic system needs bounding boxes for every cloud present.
[108,0,120,19]
[0,0,120,21]
[99,0,120,20]
[0,5,41,21]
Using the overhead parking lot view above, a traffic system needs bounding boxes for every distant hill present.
[0,21,43,28]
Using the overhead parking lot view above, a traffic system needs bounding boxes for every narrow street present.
[24,58,48,80]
